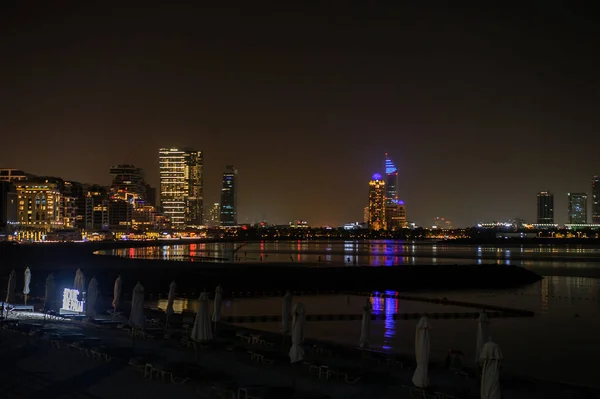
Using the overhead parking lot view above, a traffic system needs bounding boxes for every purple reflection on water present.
[383,290,397,350]
[384,256,394,266]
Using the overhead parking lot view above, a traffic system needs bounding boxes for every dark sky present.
[1,2,598,227]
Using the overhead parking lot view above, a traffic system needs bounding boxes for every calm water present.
[107,241,600,387]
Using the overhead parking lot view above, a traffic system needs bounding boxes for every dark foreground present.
[2,313,599,399]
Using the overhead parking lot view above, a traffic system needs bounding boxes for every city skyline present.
[1,4,598,226]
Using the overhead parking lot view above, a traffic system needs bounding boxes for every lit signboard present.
[62,288,84,313]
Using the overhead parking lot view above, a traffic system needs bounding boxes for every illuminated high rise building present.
[568,193,587,224]
[383,153,406,229]
[537,191,554,224]
[385,153,398,201]
[109,164,147,203]
[593,176,600,223]
[368,173,386,230]
[159,148,204,228]
[220,165,238,226]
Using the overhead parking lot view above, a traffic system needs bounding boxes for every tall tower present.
[536,191,554,224]
[568,193,587,224]
[159,147,204,228]
[368,173,386,230]
[384,153,406,229]
[220,165,238,226]
[592,176,600,223]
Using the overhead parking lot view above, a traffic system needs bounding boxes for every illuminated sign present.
[62,288,84,313]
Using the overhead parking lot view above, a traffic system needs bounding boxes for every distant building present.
[145,184,156,207]
[0,182,18,229]
[592,176,600,223]
[289,220,309,228]
[363,206,369,224]
[109,164,147,203]
[15,180,65,231]
[385,153,398,201]
[0,169,34,183]
[537,191,554,224]
[385,200,407,230]
[208,202,220,228]
[433,217,453,229]
[568,193,587,224]
[159,147,204,228]
[85,185,109,231]
[384,153,406,230]
[220,165,238,226]
[368,173,386,230]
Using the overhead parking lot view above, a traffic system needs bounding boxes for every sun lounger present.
[10,305,34,312]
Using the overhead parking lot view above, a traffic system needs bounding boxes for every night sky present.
[1,3,598,227]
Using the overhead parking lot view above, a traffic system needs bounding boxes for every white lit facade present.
[159,147,203,228]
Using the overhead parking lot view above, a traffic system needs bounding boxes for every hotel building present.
[159,147,204,228]
[368,173,386,230]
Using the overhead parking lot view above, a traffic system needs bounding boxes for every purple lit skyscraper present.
[384,153,406,229]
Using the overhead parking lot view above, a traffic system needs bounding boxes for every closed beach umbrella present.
[359,297,372,348]
[166,280,176,320]
[480,340,503,399]
[412,316,431,388]
[212,285,223,322]
[129,282,145,328]
[191,292,212,342]
[86,277,99,318]
[281,290,293,334]
[112,275,122,311]
[5,269,16,304]
[23,267,31,304]
[476,312,490,364]
[44,273,56,311]
[289,302,306,363]
[74,269,86,293]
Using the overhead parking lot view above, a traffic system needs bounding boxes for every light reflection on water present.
[102,241,600,275]
[149,276,600,387]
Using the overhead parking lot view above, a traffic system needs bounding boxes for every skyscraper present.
[384,153,398,201]
[593,176,600,223]
[220,165,238,226]
[537,191,554,224]
[568,193,587,224]
[159,148,203,228]
[368,173,386,230]
[383,153,406,229]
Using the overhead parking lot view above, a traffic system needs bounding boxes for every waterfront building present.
[537,191,554,224]
[568,193,587,224]
[208,202,220,228]
[159,147,204,228]
[593,176,600,223]
[0,181,18,230]
[85,185,109,231]
[110,164,147,203]
[368,173,386,230]
[14,180,65,231]
[220,165,238,226]
[363,206,369,224]
[132,203,157,231]
[384,153,407,230]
